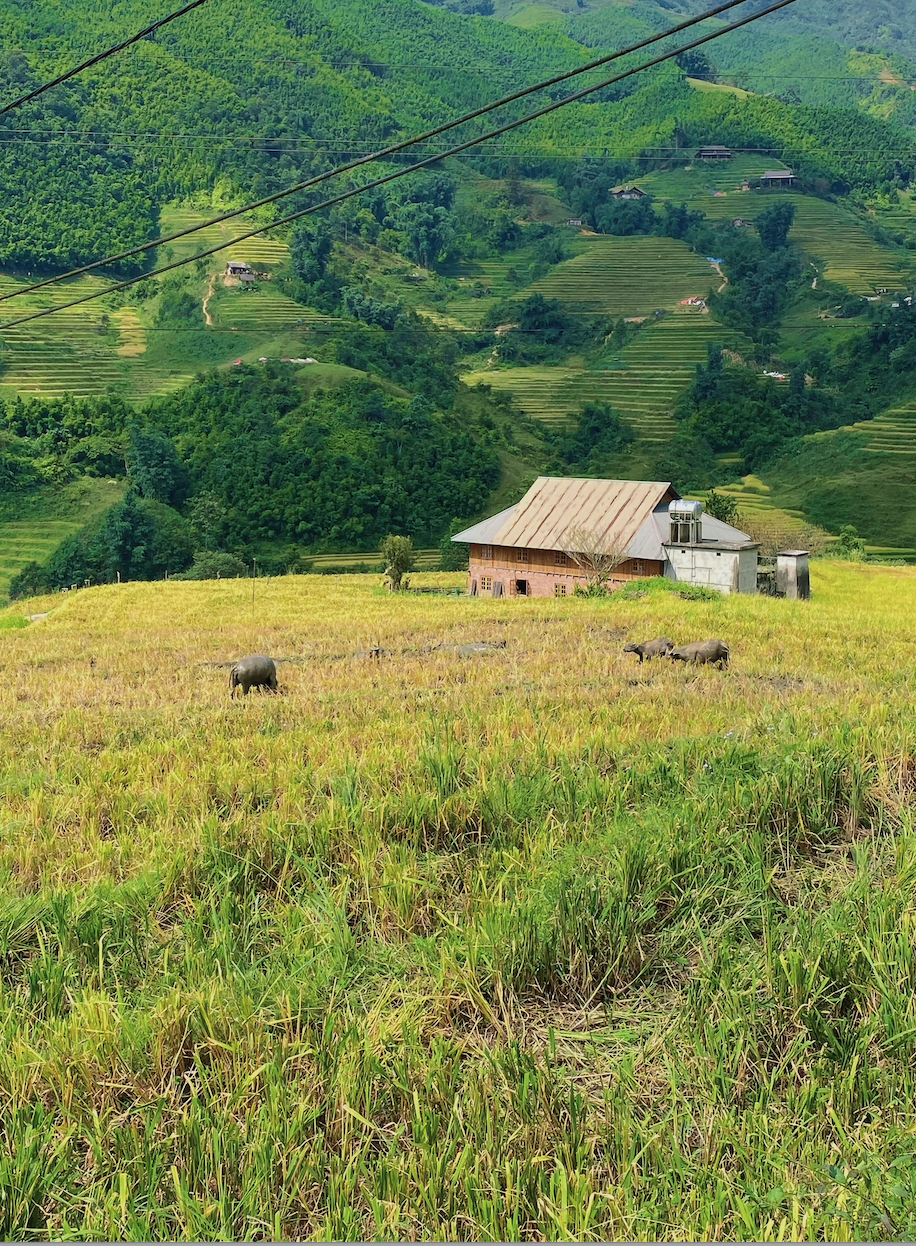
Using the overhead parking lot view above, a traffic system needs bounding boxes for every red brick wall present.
[468,545,664,598]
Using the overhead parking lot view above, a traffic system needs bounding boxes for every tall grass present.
[1,563,916,1238]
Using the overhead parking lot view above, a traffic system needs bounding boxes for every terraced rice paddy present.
[308,548,439,571]
[464,312,745,439]
[158,206,289,268]
[0,274,124,399]
[846,399,916,457]
[696,194,908,294]
[212,286,328,334]
[528,236,717,317]
[0,520,84,599]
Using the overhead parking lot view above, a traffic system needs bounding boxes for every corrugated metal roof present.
[493,477,676,554]
[451,505,518,545]
[454,484,753,559]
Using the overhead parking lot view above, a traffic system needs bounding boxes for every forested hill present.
[1,0,913,274]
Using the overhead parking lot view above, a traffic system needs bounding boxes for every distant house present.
[453,477,758,599]
[732,217,752,228]
[238,271,257,285]
[566,217,583,227]
[226,261,254,277]
[695,145,732,161]
[760,170,796,188]
[610,185,647,201]
[740,181,752,192]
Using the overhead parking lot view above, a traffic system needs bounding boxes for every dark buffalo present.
[623,637,675,663]
[669,639,730,669]
[229,654,279,697]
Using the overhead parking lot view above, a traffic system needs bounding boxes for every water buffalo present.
[669,639,730,669]
[229,654,279,697]
[623,637,675,663]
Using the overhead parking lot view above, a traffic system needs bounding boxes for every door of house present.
[514,579,529,597]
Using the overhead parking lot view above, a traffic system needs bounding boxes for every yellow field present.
[3,567,916,1239]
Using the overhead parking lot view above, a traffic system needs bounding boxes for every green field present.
[0,206,301,404]
[0,479,126,601]
[464,311,746,440]
[527,236,718,317]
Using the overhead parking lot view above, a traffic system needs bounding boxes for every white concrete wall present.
[665,546,757,595]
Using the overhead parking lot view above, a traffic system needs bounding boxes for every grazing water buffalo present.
[623,637,675,663]
[669,639,730,669]
[229,654,279,697]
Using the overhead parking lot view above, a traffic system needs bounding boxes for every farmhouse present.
[610,185,647,200]
[453,477,758,598]
[226,261,254,277]
[695,145,732,160]
[760,170,796,188]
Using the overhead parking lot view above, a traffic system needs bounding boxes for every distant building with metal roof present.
[695,145,732,160]
[452,477,758,598]
[760,170,796,187]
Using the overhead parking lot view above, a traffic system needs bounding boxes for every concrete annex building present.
[452,477,759,598]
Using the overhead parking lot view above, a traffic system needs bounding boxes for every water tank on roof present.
[669,499,703,545]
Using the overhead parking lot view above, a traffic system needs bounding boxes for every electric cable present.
[0,0,216,117]
[0,0,800,332]
[0,0,781,305]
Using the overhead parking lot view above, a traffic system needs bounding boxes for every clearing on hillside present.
[527,235,718,317]
[2,566,916,1239]
[464,311,748,440]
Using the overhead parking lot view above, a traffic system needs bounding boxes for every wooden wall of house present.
[469,544,663,581]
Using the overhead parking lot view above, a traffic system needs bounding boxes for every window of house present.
[516,549,529,563]
[481,544,493,560]
[481,576,493,592]
[554,584,567,598]
[633,559,645,575]
[554,551,568,566]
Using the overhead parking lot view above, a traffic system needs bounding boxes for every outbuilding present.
[760,170,796,188]
[453,477,758,598]
[610,185,647,200]
[696,145,732,161]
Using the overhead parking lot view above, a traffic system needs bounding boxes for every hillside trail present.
[712,261,728,294]
[202,274,216,327]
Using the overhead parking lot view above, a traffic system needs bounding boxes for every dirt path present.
[202,274,216,327]
[712,261,728,294]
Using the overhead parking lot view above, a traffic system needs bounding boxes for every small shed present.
[238,271,257,285]
[696,145,732,161]
[775,550,810,600]
[566,217,583,227]
[760,170,796,188]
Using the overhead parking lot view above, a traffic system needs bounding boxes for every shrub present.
[381,535,415,591]
[177,551,248,580]
[8,561,51,602]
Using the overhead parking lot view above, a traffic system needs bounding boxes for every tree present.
[292,219,333,284]
[834,524,866,560]
[439,518,469,571]
[128,426,188,506]
[381,534,415,591]
[188,490,229,551]
[8,561,50,602]
[178,550,247,580]
[704,489,740,525]
[96,487,156,582]
[756,202,797,252]
[560,524,628,589]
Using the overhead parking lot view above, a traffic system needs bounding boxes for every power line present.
[0,0,770,305]
[0,0,800,333]
[0,0,216,117]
